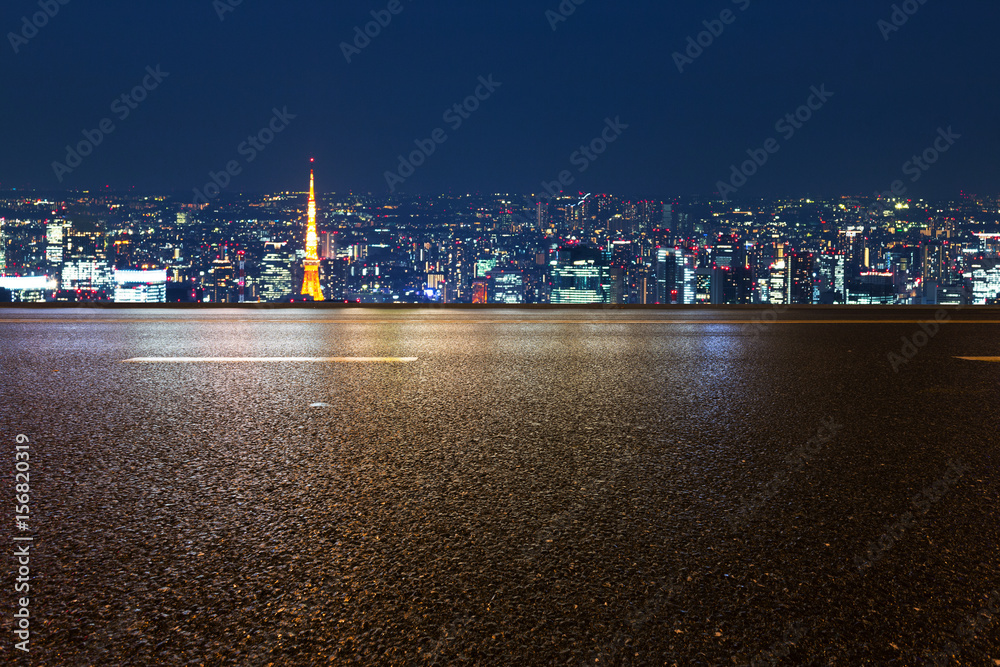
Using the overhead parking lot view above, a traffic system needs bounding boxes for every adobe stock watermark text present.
[13,434,34,653]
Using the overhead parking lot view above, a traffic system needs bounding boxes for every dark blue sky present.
[2,0,997,200]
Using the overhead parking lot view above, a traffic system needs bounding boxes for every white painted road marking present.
[11,318,1000,325]
[122,357,418,363]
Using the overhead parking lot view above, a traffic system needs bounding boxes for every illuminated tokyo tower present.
[301,160,324,301]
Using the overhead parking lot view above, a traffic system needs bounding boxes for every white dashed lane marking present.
[122,357,419,363]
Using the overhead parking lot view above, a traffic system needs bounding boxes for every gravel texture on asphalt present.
[1,308,998,665]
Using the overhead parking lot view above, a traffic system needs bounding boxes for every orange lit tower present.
[301,162,324,301]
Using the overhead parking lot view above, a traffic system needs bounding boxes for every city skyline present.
[2,182,999,306]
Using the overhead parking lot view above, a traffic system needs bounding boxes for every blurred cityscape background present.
[1,187,999,306]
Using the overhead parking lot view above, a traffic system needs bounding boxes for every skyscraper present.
[966,257,1000,304]
[471,279,488,304]
[655,248,675,304]
[490,270,525,304]
[674,248,697,304]
[61,229,111,294]
[113,270,167,303]
[922,241,947,284]
[46,220,67,268]
[237,250,247,303]
[208,257,234,303]
[815,253,846,304]
[848,272,895,305]
[787,252,814,305]
[653,247,696,304]
[319,231,334,260]
[550,244,610,304]
[695,268,714,304]
[537,201,548,231]
[767,260,788,305]
[301,164,324,301]
[261,242,294,302]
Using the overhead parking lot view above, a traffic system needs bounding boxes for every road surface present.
[1,307,998,665]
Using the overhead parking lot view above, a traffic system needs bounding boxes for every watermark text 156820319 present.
[13,434,33,653]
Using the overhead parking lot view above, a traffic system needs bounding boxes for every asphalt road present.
[1,307,998,665]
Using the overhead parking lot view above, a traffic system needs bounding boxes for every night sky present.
[2,0,997,200]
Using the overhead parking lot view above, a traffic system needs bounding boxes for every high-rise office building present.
[718,265,755,304]
[476,258,497,278]
[695,268,714,304]
[260,243,294,302]
[967,258,1000,304]
[0,276,53,302]
[936,284,967,305]
[319,231,334,260]
[814,253,846,304]
[767,260,788,305]
[236,250,247,303]
[114,270,167,303]
[712,237,739,270]
[427,273,445,290]
[610,264,628,304]
[471,279,488,304]
[61,257,110,293]
[708,238,754,304]
[655,248,674,304]
[609,241,634,304]
[847,272,895,305]
[46,220,67,267]
[610,241,634,267]
[490,271,525,304]
[922,241,947,284]
[61,229,111,294]
[638,270,657,305]
[841,226,867,278]
[787,252,814,305]
[550,245,610,304]
[449,241,470,301]
[654,247,696,304]
[921,240,950,303]
[636,200,662,235]
[208,257,235,303]
[676,249,696,304]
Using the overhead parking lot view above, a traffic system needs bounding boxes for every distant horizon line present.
[0,188,996,203]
